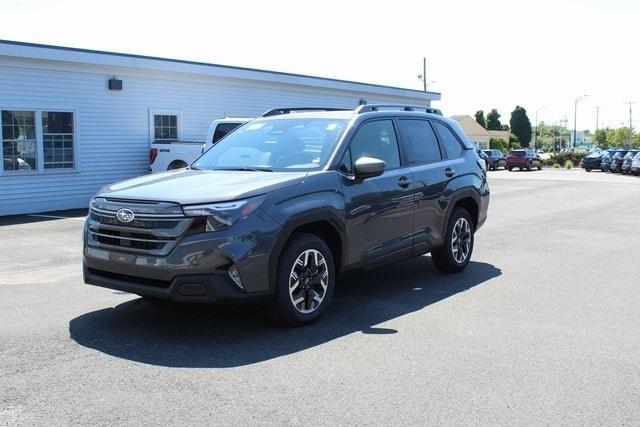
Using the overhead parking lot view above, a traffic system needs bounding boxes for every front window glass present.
[193,118,348,171]
[2,110,37,171]
[349,120,401,170]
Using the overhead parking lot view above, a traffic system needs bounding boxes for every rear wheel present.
[586,168,591,172]
[527,162,532,171]
[431,208,474,274]
[270,233,335,326]
[167,160,188,170]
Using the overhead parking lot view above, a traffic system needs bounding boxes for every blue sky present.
[1,0,638,131]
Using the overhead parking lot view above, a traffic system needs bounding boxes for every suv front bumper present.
[83,208,281,303]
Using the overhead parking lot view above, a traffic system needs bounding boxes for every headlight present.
[182,195,265,232]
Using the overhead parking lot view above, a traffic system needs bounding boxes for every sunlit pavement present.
[1,169,639,424]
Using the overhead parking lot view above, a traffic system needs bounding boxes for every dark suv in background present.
[621,149,639,174]
[609,150,628,173]
[599,149,617,172]
[482,149,507,170]
[506,148,542,171]
[83,105,489,325]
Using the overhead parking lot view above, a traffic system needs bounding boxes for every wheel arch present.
[268,210,347,291]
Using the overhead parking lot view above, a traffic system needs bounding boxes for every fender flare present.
[267,208,347,290]
[441,187,481,236]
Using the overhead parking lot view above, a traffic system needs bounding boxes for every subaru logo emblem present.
[116,208,135,223]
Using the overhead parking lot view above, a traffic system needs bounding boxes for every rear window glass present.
[432,122,463,159]
[510,151,525,157]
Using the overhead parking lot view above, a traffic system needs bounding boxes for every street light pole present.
[573,94,588,148]
[422,57,426,92]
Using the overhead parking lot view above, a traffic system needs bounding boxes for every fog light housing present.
[228,265,244,290]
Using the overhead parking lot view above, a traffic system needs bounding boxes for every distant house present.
[451,115,490,149]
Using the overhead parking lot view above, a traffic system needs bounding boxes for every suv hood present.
[97,169,308,205]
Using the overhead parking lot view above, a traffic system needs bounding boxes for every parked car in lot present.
[150,117,251,172]
[600,149,617,172]
[620,149,639,174]
[482,149,507,170]
[630,152,640,176]
[609,149,628,173]
[83,104,490,325]
[506,148,542,171]
[581,150,607,171]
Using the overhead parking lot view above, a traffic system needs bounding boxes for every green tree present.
[475,110,486,128]
[509,106,532,147]
[593,128,608,148]
[486,109,502,130]
[489,138,508,153]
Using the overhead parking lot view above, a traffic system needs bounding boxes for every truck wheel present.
[168,160,188,170]
[270,233,335,326]
[431,208,474,274]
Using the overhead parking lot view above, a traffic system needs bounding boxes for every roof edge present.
[0,39,441,99]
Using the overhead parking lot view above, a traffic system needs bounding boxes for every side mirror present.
[354,156,386,181]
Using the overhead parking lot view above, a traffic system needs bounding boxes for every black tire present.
[270,233,335,326]
[586,168,591,172]
[537,164,543,171]
[431,208,475,274]
[508,166,513,171]
[527,162,532,171]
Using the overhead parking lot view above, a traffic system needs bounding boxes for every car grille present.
[87,198,202,256]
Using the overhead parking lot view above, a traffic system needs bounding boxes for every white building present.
[569,130,593,148]
[0,40,440,216]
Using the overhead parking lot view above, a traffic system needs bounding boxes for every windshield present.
[586,152,602,158]
[624,151,638,159]
[193,118,348,171]
[482,150,492,156]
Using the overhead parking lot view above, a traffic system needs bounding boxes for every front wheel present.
[270,233,335,326]
[431,208,475,274]
[586,168,591,172]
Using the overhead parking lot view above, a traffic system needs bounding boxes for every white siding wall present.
[0,57,431,216]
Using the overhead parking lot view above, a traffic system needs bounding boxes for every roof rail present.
[355,104,443,116]
[261,107,350,117]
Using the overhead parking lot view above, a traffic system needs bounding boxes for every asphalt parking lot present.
[1,168,639,425]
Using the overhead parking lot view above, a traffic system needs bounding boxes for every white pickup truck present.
[149,117,251,173]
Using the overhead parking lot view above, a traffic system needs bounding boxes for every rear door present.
[396,118,449,254]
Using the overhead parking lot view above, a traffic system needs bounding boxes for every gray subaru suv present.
[83,105,490,325]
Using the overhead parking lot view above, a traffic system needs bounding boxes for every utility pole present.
[573,94,588,149]
[624,101,636,147]
[422,57,426,92]
[417,57,435,92]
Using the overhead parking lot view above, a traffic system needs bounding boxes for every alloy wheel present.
[451,218,472,264]
[288,249,329,314]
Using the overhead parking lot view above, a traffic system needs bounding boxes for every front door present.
[339,119,415,266]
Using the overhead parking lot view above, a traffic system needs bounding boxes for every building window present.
[43,112,74,169]
[153,114,178,142]
[2,110,37,171]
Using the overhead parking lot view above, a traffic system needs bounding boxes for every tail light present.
[149,148,158,164]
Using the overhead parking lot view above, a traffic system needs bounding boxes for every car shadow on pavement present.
[69,257,501,368]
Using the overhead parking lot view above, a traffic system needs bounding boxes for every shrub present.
[553,163,561,168]
[544,152,586,167]
[564,160,573,169]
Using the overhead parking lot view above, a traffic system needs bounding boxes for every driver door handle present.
[444,168,455,177]
[398,176,411,188]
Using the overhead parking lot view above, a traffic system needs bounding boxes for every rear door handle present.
[398,176,411,188]
[444,168,455,177]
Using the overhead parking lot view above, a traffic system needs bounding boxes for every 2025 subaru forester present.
[83,105,490,325]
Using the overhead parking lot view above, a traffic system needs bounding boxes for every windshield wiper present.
[213,167,274,172]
